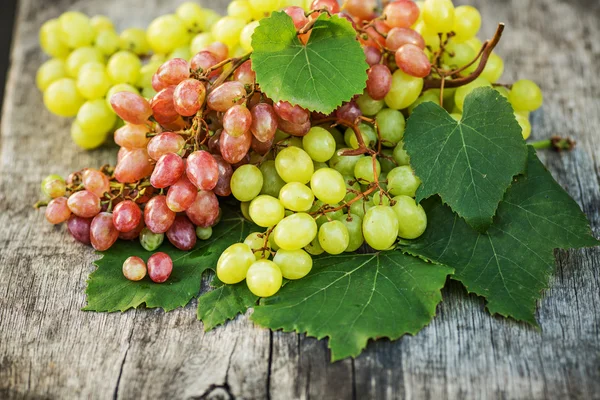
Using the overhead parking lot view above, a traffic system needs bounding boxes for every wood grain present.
[1,0,599,399]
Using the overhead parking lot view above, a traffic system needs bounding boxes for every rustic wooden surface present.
[1,0,599,399]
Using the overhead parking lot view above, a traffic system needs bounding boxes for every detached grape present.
[147,252,173,283]
[122,256,147,281]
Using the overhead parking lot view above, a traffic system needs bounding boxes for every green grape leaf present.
[84,204,260,312]
[401,147,599,325]
[404,87,528,232]
[251,11,368,114]
[197,277,258,331]
[251,252,453,361]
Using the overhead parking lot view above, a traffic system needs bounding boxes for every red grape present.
[186,150,219,190]
[277,117,311,137]
[110,92,152,125]
[251,135,274,155]
[114,148,154,183]
[114,123,149,149]
[90,212,119,251]
[207,81,246,112]
[147,252,173,283]
[220,130,252,164]
[206,42,228,62]
[233,60,256,86]
[67,215,92,245]
[152,73,167,92]
[150,153,184,189]
[386,27,425,51]
[45,197,71,224]
[166,174,198,212]
[67,190,101,218]
[273,101,309,124]
[82,169,110,198]
[336,100,362,122]
[212,155,233,197]
[144,195,176,233]
[250,103,278,142]
[112,200,142,233]
[223,105,252,137]
[383,0,420,28]
[156,58,190,86]
[190,51,221,77]
[363,45,382,67]
[122,256,147,281]
[284,6,309,29]
[166,215,197,251]
[173,78,207,116]
[366,64,393,100]
[345,0,377,20]
[186,190,219,227]
[147,132,186,161]
[119,218,145,240]
[395,44,432,78]
[311,0,340,13]
[151,86,179,125]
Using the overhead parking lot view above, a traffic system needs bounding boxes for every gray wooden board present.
[1,0,599,398]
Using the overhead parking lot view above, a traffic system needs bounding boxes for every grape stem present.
[531,136,576,152]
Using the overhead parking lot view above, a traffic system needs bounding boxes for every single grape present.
[278,182,314,212]
[273,213,318,250]
[71,120,107,150]
[311,168,346,205]
[387,166,421,197]
[114,124,149,149]
[190,51,221,77]
[151,153,184,189]
[147,15,188,54]
[156,58,190,87]
[186,190,220,227]
[37,59,67,92]
[207,42,230,62]
[229,0,254,22]
[356,93,385,116]
[275,147,314,184]
[90,15,114,33]
[395,44,431,78]
[166,215,197,251]
[176,2,206,31]
[249,195,285,228]
[385,69,424,110]
[190,33,213,54]
[260,160,286,198]
[220,130,253,164]
[119,218,145,241]
[112,200,142,233]
[250,103,278,143]
[119,28,150,55]
[345,0,377,20]
[246,260,283,298]
[147,252,173,283]
[222,105,253,138]
[329,151,362,176]
[304,235,324,256]
[76,63,111,100]
[139,227,164,251]
[196,226,213,240]
[213,155,234,197]
[453,5,481,42]
[509,79,543,112]
[344,122,377,150]
[211,16,246,49]
[363,45,382,67]
[172,79,207,117]
[302,127,336,163]
[66,215,92,245]
[336,101,362,123]
[318,220,350,255]
[76,99,117,137]
[151,86,179,124]
[273,101,309,125]
[240,21,260,52]
[244,232,271,260]
[354,156,381,184]
[273,248,312,280]
[105,83,139,111]
[442,42,476,70]
[82,169,110,198]
[233,60,256,87]
[341,213,364,252]
[45,197,71,224]
[277,118,311,137]
[311,0,340,13]
[366,64,393,100]
[363,206,399,250]
[44,78,85,117]
[422,0,455,33]
[481,53,504,83]
[166,175,198,212]
[90,212,119,251]
[95,30,120,56]
[454,77,491,111]
[217,243,256,284]
[67,190,101,218]
[123,256,147,281]
[207,81,247,112]
[39,19,70,58]
[59,11,95,48]
[515,112,532,140]
[114,148,154,183]
[407,91,441,115]
[383,0,420,28]
[144,195,176,234]
[392,195,428,239]
[386,27,425,51]
[147,132,186,161]
[186,150,219,190]
[41,174,66,198]
[376,109,406,147]
[110,92,152,125]
[107,51,141,85]
[231,165,264,202]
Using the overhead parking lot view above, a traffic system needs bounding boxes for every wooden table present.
[1,0,599,398]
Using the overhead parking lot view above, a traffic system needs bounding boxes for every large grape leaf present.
[404,87,528,232]
[84,204,260,312]
[197,277,258,331]
[251,11,368,114]
[401,147,599,325]
[251,252,453,361]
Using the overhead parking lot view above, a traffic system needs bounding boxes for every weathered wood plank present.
[1,0,599,399]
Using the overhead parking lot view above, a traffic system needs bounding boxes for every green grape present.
[137,60,164,89]
[356,93,385,116]
[273,249,312,280]
[169,46,192,61]
[41,174,66,198]
[246,260,282,297]
[120,28,150,56]
[36,59,67,92]
[279,182,314,212]
[442,42,476,70]
[229,1,254,22]
[354,156,381,184]
[311,168,347,205]
[413,21,441,51]
[453,5,481,42]
[176,2,205,32]
[329,151,362,176]
[372,191,391,206]
[515,112,532,140]
[464,37,483,51]
[392,195,428,239]
[211,17,246,49]
[478,52,504,83]
[318,220,349,255]
[495,86,510,99]
[259,160,286,197]
[77,63,111,100]
[387,166,421,197]
[231,164,264,202]
[244,232,271,260]
[240,21,260,53]
[311,200,344,226]
[190,33,214,54]
[509,79,543,112]
[343,176,361,202]
[44,78,85,117]
[196,226,213,240]
[95,30,121,56]
[76,99,117,137]
[90,15,114,34]
[422,0,455,33]
[281,0,306,6]
[249,195,285,227]
[105,83,139,111]
[107,51,141,85]
[217,243,256,284]
[71,121,106,149]
[59,11,95,49]
[279,136,303,149]
[385,70,424,110]
[349,198,373,219]
[39,19,70,58]
[313,161,328,171]
[454,77,491,111]
[302,127,336,162]
[344,123,377,150]
[275,147,314,184]
[65,47,105,78]
[147,14,188,54]
[304,235,324,255]
[140,227,164,251]
[378,150,396,174]
[376,109,406,147]
[241,202,253,222]
[250,0,281,13]
[363,206,399,250]
[392,141,411,166]
[450,113,462,121]
[341,213,364,252]
[273,213,318,251]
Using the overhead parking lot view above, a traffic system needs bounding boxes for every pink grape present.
[112,200,142,233]
[207,81,246,112]
[250,103,278,142]
[366,64,393,100]
[284,6,309,29]
[114,148,154,183]
[273,101,309,124]
[156,58,190,86]
[114,124,149,149]
[386,27,425,51]
[345,0,377,20]
[147,252,173,283]
[362,21,388,47]
[122,256,147,281]
[144,195,176,233]
[277,117,311,137]
[186,150,219,190]
[220,130,252,164]
[160,116,187,132]
[213,155,233,197]
[166,215,197,251]
[90,212,119,251]
[45,197,71,224]
[119,218,145,240]
[82,169,110,198]
[67,190,101,218]
[251,135,274,155]
[336,101,362,122]
[223,105,252,137]
[117,147,128,162]
[186,190,219,228]
[67,215,92,245]
[363,45,382,67]
[150,153,184,189]
[395,44,432,78]
[190,51,221,77]
[147,132,186,161]
[383,0,420,28]
[173,78,206,117]
[151,86,179,125]
[110,92,152,125]
[311,0,340,13]
[206,42,228,62]
[233,60,256,86]
[152,73,167,92]
[166,174,198,212]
